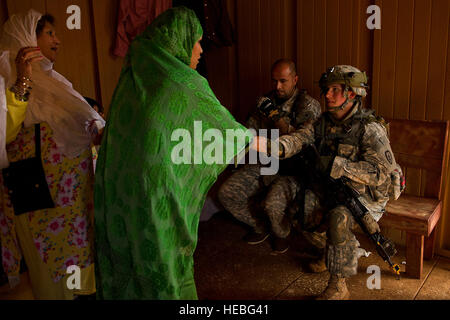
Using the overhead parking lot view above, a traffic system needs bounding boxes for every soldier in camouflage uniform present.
[251,65,401,299]
[218,59,321,253]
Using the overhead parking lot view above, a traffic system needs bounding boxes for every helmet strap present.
[328,85,351,113]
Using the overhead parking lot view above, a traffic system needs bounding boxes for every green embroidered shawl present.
[94,7,251,299]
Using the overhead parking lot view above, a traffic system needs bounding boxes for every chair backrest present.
[387,119,449,200]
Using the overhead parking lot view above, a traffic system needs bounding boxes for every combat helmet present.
[319,65,369,112]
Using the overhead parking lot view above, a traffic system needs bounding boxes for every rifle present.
[303,145,401,277]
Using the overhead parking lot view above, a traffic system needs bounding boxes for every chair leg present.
[405,233,424,279]
[424,228,436,260]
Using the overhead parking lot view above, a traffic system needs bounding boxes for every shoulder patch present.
[385,150,393,164]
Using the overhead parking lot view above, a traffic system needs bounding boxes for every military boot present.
[308,254,327,273]
[316,274,350,300]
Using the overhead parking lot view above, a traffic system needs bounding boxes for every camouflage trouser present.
[324,205,362,278]
[218,164,301,238]
[301,190,362,278]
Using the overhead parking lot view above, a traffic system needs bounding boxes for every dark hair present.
[271,59,297,76]
[36,14,55,37]
[84,97,104,113]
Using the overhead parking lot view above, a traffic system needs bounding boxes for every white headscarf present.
[0,9,105,169]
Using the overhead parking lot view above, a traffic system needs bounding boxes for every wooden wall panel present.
[441,151,450,253]
[0,0,9,26]
[6,0,46,15]
[260,0,275,95]
[445,23,450,121]
[296,0,373,104]
[312,0,326,100]
[350,0,361,67]
[409,0,432,121]
[360,1,373,76]
[393,0,414,119]
[325,0,339,69]
[298,0,314,95]
[296,0,303,92]
[376,0,397,119]
[204,44,236,114]
[439,2,450,253]
[281,0,296,61]
[91,0,123,115]
[338,0,353,65]
[353,0,373,107]
[371,0,381,115]
[425,0,450,121]
[235,0,261,122]
[46,0,97,100]
[203,0,237,115]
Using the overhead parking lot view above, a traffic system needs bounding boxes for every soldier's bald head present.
[271,59,298,99]
[271,59,297,76]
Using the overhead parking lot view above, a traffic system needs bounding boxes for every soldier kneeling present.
[251,65,402,300]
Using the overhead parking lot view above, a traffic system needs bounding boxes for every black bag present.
[2,124,54,215]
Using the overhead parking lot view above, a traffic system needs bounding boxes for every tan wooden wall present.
[369,0,450,255]
[205,0,450,255]
[206,0,373,122]
[2,0,450,255]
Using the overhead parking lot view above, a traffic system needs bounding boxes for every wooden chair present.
[380,119,449,279]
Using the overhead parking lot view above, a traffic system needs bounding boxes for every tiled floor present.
[194,211,450,300]
[1,211,449,300]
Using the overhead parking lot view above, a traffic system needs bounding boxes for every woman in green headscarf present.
[94,7,251,299]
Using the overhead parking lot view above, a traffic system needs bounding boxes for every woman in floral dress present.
[0,9,104,299]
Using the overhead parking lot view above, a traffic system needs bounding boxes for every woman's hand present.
[93,128,104,146]
[87,119,104,146]
[249,136,269,154]
[14,47,43,82]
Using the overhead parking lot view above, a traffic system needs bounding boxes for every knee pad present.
[327,207,351,245]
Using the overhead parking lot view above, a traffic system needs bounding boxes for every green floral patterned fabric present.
[94,7,251,299]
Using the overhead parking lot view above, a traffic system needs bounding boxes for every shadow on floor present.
[194,211,450,300]
[1,211,449,300]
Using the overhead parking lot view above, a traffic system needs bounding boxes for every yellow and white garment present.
[0,9,103,298]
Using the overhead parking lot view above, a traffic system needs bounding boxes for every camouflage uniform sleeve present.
[277,122,315,159]
[275,95,321,158]
[330,122,395,186]
[295,95,322,125]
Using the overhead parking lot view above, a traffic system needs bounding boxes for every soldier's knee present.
[264,184,289,215]
[264,200,281,219]
[327,207,351,245]
[217,179,235,206]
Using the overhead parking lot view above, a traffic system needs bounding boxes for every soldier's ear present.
[348,90,356,100]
